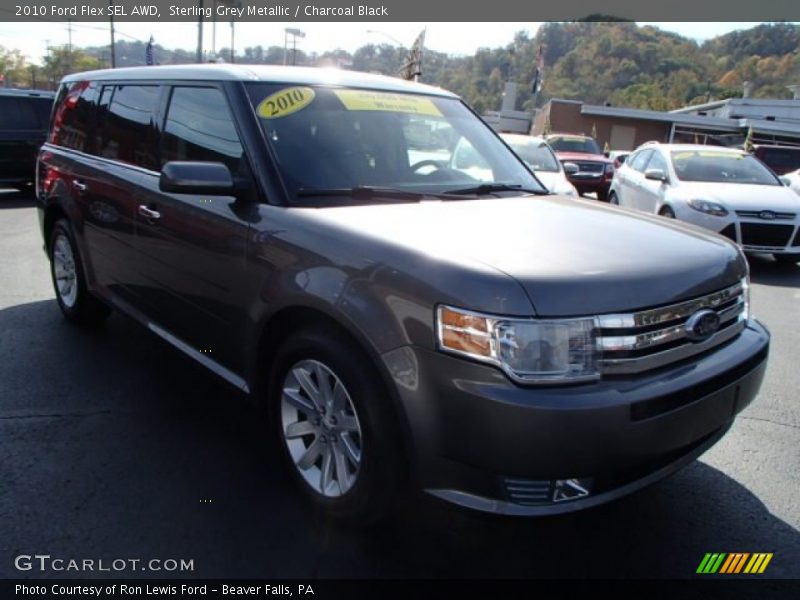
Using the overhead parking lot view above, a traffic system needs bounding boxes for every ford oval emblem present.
[685,309,721,342]
[759,210,776,220]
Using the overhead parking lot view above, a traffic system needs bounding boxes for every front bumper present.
[679,208,800,255]
[381,319,769,515]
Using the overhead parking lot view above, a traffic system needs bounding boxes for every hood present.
[555,151,611,163]
[674,181,800,212]
[534,171,572,193]
[302,196,745,316]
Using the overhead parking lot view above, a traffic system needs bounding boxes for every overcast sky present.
[0,21,767,64]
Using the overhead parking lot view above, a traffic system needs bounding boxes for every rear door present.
[133,84,253,375]
[624,149,653,211]
[0,95,47,186]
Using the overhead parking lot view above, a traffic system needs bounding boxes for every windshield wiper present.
[296,186,427,201]
[444,183,547,196]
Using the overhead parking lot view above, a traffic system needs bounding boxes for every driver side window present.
[403,116,457,173]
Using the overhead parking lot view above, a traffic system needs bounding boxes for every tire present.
[774,254,800,266]
[48,219,111,326]
[267,327,407,524]
[608,192,619,205]
[659,205,676,219]
[596,189,609,202]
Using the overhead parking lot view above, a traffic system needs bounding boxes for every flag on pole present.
[743,126,754,153]
[145,36,155,66]
[591,122,598,140]
[531,44,544,95]
[399,29,425,81]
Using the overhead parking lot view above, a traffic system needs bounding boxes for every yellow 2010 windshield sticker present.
[333,90,442,117]
[257,87,316,119]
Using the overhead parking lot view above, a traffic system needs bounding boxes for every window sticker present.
[256,86,316,119]
[673,150,743,160]
[333,89,442,117]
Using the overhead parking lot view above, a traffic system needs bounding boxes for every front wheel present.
[268,328,407,524]
[659,205,676,219]
[49,220,111,326]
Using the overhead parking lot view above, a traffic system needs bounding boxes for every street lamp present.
[284,28,305,66]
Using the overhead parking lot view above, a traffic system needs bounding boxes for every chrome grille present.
[597,281,747,375]
[576,162,604,173]
[735,210,795,220]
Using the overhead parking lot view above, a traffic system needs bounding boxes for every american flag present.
[531,44,544,95]
[145,36,155,66]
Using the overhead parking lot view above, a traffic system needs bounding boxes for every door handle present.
[72,180,87,193]
[138,205,161,221]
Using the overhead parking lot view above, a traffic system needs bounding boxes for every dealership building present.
[529,96,800,152]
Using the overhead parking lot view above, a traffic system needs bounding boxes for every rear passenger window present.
[629,149,653,172]
[97,85,160,171]
[50,82,98,152]
[0,96,40,130]
[161,87,243,173]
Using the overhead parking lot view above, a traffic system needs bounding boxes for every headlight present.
[437,305,599,384]
[604,163,615,175]
[688,199,728,216]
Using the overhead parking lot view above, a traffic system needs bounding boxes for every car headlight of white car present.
[688,199,729,217]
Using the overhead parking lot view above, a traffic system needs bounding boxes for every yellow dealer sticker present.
[334,90,442,117]
[257,86,315,119]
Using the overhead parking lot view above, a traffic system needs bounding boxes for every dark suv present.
[0,88,54,191]
[37,66,769,521]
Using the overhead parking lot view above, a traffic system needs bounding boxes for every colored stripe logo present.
[697,553,773,574]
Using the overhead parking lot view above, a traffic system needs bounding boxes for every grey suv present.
[37,65,769,521]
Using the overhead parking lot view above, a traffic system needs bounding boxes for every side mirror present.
[563,162,579,175]
[603,151,610,158]
[645,168,668,183]
[159,161,235,195]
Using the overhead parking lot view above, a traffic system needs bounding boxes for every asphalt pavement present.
[1,189,798,579]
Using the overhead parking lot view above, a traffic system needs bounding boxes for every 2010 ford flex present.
[37,65,769,521]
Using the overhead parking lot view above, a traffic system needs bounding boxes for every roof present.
[639,143,745,154]
[60,64,457,98]
[580,104,740,130]
[671,97,800,114]
[0,88,55,98]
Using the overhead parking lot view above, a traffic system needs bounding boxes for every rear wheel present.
[268,327,406,524]
[659,205,676,219]
[49,219,111,326]
[596,189,609,202]
[774,254,800,266]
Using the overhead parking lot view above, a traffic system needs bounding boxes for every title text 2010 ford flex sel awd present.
[37,65,769,521]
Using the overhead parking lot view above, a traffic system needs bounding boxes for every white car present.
[500,134,579,197]
[781,169,800,195]
[450,134,578,197]
[609,143,800,264]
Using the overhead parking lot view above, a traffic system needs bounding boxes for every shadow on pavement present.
[748,253,800,288]
[0,300,798,579]
[0,187,36,209]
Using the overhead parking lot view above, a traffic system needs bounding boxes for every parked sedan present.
[500,134,578,197]
[781,168,800,195]
[609,143,800,264]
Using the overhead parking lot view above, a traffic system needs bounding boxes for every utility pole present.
[109,0,116,68]
[196,0,204,63]
[230,19,235,63]
[66,19,73,72]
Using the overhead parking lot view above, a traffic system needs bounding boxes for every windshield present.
[670,150,781,185]
[246,83,544,202]
[503,138,561,172]
[547,136,601,155]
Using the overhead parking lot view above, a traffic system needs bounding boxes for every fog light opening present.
[553,478,591,503]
